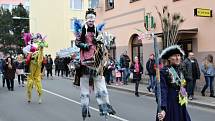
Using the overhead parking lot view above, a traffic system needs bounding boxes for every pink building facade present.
[96,0,215,67]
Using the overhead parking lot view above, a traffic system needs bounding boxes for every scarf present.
[135,62,140,73]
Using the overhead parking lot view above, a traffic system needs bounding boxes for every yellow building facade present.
[30,0,90,57]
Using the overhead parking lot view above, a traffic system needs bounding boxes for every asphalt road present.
[0,77,214,121]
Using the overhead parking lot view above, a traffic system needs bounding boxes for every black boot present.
[201,90,205,96]
[107,104,116,115]
[210,94,215,98]
[135,92,139,97]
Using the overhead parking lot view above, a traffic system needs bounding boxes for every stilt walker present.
[22,33,48,104]
[73,8,116,121]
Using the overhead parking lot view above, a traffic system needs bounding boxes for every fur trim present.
[160,45,185,59]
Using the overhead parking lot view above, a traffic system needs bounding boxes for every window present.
[131,34,143,64]
[105,0,114,11]
[89,0,99,8]
[1,4,10,10]
[109,38,116,60]
[70,0,83,10]
[178,40,192,57]
[70,18,83,31]
[130,0,140,3]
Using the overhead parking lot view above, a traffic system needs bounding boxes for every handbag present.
[16,69,24,75]
[129,72,133,79]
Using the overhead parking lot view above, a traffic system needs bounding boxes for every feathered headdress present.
[22,33,48,54]
[96,23,105,33]
[23,33,32,45]
[73,19,82,33]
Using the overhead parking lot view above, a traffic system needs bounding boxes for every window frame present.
[130,0,140,3]
[173,0,181,2]
[105,0,114,11]
[70,0,84,10]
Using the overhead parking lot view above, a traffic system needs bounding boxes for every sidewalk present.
[107,82,215,110]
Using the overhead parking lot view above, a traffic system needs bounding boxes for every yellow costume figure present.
[27,47,43,103]
[22,33,48,104]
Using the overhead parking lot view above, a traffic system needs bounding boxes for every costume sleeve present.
[160,68,168,111]
[37,48,43,64]
[75,26,89,50]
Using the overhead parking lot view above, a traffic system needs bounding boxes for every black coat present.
[54,58,60,70]
[182,58,200,80]
[4,62,16,80]
[130,62,143,81]
[146,59,156,75]
[120,54,130,68]
[58,58,65,70]
[156,66,191,121]
[45,58,53,70]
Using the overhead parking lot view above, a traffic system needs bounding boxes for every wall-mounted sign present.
[144,13,156,31]
[194,8,212,17]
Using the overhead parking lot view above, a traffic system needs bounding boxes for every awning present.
[155,28,198,37]
[56,46,80,58]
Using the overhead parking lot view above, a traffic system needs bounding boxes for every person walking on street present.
[15,54,25,87]
[58,58,64,77]
[74,8,116,120]
[45,54,53,79]
[104,54,115,85]
[201,54,215,98]
[4,57,16,91]
[130,56,143,97]
[1,56,7,87]
[22,32,48,104]
[157,45,191,121]
[146,53,156,92]
[120,51,130,85]
[54,56,60,76]
[182,52,200,100]
[0,57,4,86]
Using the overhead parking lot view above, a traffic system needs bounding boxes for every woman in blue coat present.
[157,45,191,121]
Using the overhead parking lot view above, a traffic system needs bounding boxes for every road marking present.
[42,89,129,121]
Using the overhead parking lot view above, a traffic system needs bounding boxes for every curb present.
[107,85,215,110]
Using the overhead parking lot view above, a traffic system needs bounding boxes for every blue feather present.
[96,23,105,32]
[73,19,82,33]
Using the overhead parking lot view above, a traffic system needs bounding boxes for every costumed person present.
[22,33,48,104]
[74,8,116,120]
[156,45,191,121]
